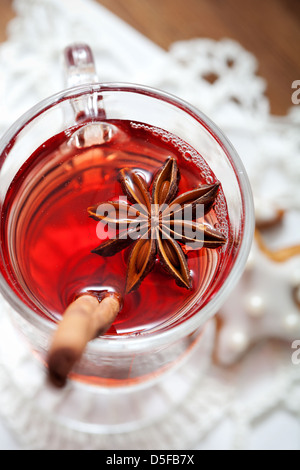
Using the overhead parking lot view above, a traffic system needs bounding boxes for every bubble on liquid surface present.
[130,122,229,237]
[130,122,213,183]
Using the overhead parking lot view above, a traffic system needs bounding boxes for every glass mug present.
[0,45,254,431]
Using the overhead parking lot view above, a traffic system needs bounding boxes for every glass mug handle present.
[64,43,98,88]
[63,44,106,123]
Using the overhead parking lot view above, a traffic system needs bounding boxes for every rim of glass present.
[0,82,255,352]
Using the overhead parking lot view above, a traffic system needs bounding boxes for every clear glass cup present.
[0,45,254,432]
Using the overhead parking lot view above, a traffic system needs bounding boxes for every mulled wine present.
[1,119,232,337]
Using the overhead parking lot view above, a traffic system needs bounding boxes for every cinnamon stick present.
[47,293,121,387]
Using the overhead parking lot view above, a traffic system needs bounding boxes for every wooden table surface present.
[0,0,299,116]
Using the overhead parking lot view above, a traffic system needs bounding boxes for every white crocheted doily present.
[0,0,299,450]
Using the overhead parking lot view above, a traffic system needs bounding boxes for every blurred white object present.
[216,239,300,365]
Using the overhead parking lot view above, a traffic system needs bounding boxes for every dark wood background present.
[0,0,299,115]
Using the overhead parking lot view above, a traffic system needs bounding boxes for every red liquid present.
[1,120,232,336]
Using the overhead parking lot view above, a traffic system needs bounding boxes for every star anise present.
[88,157,226,294]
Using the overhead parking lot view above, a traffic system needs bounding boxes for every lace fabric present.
[0,0,299,450]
